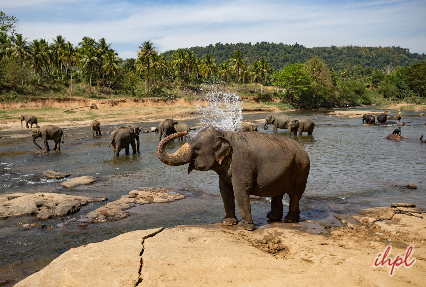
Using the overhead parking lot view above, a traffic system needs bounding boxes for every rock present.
[14,228,163,287]
[61,176,97,188]
[391,203,416,208]
[407,183,417,189]
[86,187,184,223]
[43,170,70,179]
[89,103,98,109]
[0,193,106,219]
[420,113,425,117]
[397,121,405,126]
[150,127,158,132]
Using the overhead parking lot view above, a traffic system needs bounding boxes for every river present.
[0,107,425,285]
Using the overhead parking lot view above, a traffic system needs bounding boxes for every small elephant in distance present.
[91,120,101,137]
[289,118,315,136]
[420,135,426,143]
[362,114,375,124]
[21,115,39,128]
[377,114,387,123]
[239,123,258,132]
[159,119,178,141]
[110,126,140,156]
[174,123,190,140]
[31,125,64,151]
[263,114,292,132]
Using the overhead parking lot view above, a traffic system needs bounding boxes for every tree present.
[28,39,49,84]
[63,41,76,96]
[171,48,186,85]
[0,11,18,34]
[230,50,246,82]
[404,60,426,97]
[103,50,121,92]
[79,37,99,93]
[10,33,29,86]
[219,60,230,87]
[272,63,311,104]
[200,54,217,82]
[137,40,157,93]
[52,35,66,77]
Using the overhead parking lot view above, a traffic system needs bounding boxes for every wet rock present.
[420,113,425,117]
[60,176,97,188]
[43,170,71,179]
[150,126,158,132]
[0,193,106,219]
[86,187,184,223]
[392,183,417,189]
[391,203,416,208]
[397,121,405,126]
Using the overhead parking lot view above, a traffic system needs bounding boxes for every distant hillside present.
[161,42,426,71]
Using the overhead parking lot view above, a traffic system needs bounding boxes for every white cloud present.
[8,0,426,56]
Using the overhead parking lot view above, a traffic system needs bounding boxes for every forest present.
[1,11,426,109]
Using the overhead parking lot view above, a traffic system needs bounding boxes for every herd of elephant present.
[20,113,318,231]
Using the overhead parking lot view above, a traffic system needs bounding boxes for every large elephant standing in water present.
[288,118,315,136]
[362,114,375,124]
[377,114,387,123]
[157,126,310,231]
[21,115,39,128]
[263,115,292,132]
[159,119,178,141]
[31,125,64,151]
[110,126,140,156]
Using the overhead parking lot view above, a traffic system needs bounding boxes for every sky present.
[2,0,426,59]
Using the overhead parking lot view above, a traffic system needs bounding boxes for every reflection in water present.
[0,108,426,285]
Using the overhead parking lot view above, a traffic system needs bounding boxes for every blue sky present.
[2,0,426,59]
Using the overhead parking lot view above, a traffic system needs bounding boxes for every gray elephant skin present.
[159,119,178,141]
[174,123,190,140]
[21,115,39,128]
[157,126,310,231]
[263,115,292,132]
[32,125,64,151]
[377,114,387,123]
[289,118,315,136]
[110,126,140,156]
[91,120,101,137]
[362,114,375,124]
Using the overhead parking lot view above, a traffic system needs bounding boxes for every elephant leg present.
[43,138,50,151]
[308,131,312,135]
[219,178,237,226]
[113,146,117,156]
[131,140,136,154]
[125,145,130,155]
[298,128,303,136]
[285,193,301,223]
[267,194,284,221]
[232,177,255,230]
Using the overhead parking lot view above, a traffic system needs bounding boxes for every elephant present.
[420,135,426,143]
[110,126,140,156]
[21,115,39,128]
[159,119,178,141]
[31,125,64,151]
[238,123,258,132]
[174,123,190,140]
[263,115,292,132]
[157,126,310,231]
[377,114,387,123]
[91,120,101,137]
[288,118,315,136]
[362,114,375,125]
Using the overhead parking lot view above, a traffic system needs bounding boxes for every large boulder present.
[61,176,97,188]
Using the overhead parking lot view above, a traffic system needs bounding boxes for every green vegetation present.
[1,12,426,109]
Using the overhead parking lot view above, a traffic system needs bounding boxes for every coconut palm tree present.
[230,50,246,83]
[28,39,49,84]
[200,54,217,82]
[103,50,121,92]
[63,41,76,96]
[52,35,66,77]
[0,32,12,59]
[10,33,30,86]
[79,37,99,93]
[171,48,186,86]
[137,40,157,93]
[219,60,230,87]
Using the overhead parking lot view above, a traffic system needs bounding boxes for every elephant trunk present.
[32,137,43,150]
[263,120,268,130]
[157,131,192,166]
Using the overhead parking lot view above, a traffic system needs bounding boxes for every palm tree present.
[28,39,49,84]
[63,41,76,96]
[171,49,186,86]
[259,59,271,84]
[238,67,250,87]
[103,50,121,92]
[250,61,262,92]
[0,32,12,59]
[97,38,112,86]
[79,37,98,93]
[230,50,246,83]
[137,40,157,93]
[219,60,230,87]
[11,33,30,86]
[200,54,217,82]
[52,35,66,77]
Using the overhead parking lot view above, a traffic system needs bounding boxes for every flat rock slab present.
[86,187,184,223]
[15,228,163,287]
[43,170,71,179]
[0,193,106,219]
[61,176,97,188]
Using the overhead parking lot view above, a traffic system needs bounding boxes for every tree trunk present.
[70,67,73,97]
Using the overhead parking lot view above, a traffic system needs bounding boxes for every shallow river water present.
[1,107,425,285]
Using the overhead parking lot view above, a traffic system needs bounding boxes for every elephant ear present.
[214,137,232,165]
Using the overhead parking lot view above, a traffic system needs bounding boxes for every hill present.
[161,42,426,71]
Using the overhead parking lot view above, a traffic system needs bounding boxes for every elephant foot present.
[284,211,300,223]
[266,211,282,222]
[222,217,238,226]
[238,221,255,231]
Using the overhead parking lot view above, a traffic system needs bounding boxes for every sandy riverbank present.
[14,206,425,287]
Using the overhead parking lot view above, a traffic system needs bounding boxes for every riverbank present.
[14,206,425,287]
